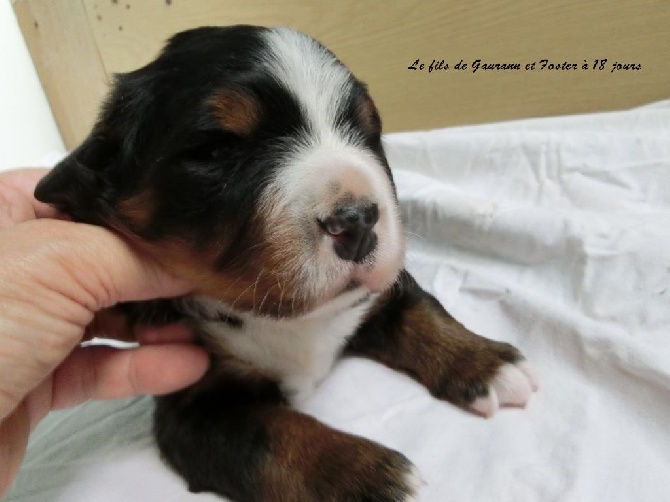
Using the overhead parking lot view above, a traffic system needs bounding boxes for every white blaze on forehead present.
[261,27,355,143]
[258,27,405,302]
[259,27,394,216]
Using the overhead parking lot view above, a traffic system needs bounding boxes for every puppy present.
[35,25,536,501]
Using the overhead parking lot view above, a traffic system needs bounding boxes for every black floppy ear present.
[34,132,119,224]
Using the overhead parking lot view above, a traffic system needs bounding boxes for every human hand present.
[0,169,209,495]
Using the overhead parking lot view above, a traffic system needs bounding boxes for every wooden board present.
[13,0,110,150]
[13,0,670,150]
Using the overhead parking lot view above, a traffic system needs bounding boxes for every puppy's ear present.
[35,131,119,224]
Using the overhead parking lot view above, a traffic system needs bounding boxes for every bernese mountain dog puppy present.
[35,25,537,502]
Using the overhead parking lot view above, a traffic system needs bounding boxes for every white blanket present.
[7,101,670,501]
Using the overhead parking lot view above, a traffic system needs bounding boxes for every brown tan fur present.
[347,271,522,410]
[258,407,413,501]
[210,89,261,137]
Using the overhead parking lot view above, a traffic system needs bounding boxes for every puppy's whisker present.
[252,268,265,311]
[291,289,298,318]
[258,289,272,316]
[218,274,244,304]
[257,279,274,316]
[238,241,265,257]
[276,278,285,318]
[229,280,256,313]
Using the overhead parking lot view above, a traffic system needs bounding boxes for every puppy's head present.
[36,25,404,317]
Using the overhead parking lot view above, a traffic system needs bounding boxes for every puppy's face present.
[36,26,404,317]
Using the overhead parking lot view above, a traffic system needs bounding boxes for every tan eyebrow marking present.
[210,88,261,136]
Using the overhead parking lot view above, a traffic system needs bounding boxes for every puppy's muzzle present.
[319,202,379,263]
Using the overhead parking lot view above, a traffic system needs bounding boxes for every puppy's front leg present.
[155,373,424,502]
[346,270,537,416]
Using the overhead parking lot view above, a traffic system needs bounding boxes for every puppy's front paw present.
[348,449,425,502]
[400,464,427,502]
[430,339,538,417]
[312,439,425,501]
[470,359,538,417]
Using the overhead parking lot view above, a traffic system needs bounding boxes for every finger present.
[0,183,36,226]
[0,168,59,219]
[6,219,194,311]
[50,344,209,409]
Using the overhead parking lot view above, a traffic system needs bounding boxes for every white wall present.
[0,0,65,173]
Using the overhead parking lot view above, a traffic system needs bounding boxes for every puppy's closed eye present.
[181,131,242,163]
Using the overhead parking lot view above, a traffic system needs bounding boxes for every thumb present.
[0,220,195,420]
[4,219,193,312]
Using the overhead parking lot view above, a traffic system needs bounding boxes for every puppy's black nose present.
[320,203,379,263]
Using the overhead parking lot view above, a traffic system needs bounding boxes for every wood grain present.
[13,0,670,150]
[13,0,110,149]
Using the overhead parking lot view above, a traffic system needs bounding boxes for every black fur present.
[154,372,286,499]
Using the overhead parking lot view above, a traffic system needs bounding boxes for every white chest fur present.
[191,290,375,404]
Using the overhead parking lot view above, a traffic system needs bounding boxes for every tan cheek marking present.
[112,188,318,317]
[126,234,312,317]
[210,88,260,137]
